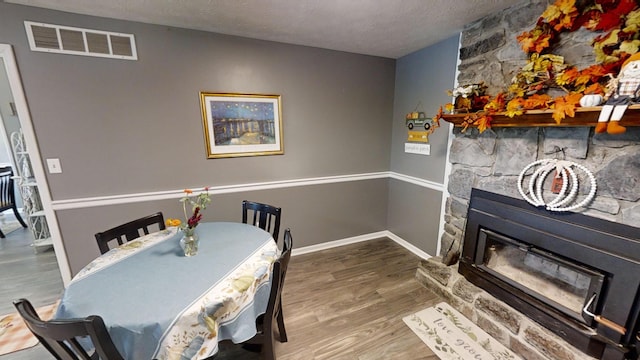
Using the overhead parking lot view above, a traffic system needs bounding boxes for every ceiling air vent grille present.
[24,21,137,60]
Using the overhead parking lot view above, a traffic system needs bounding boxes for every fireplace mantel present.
[441,104,640,128]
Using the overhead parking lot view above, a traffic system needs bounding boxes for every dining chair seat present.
[95,212,165,254]
[13,298,125,360]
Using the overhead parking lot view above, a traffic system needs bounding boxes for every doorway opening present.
[0,44,69,291]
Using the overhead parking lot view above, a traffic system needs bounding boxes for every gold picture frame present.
[200,92,284,158]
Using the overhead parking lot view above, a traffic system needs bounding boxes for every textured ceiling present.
[6,0,523,58]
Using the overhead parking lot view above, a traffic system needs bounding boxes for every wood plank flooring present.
[0,219,64,360]
[3,236,440,359]
[217,237,441,359]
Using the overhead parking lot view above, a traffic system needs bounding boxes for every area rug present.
[0,302,58,355]
[403,302,522,360]
[0,220,25,236]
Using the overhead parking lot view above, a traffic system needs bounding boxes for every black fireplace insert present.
[459,188,640,360]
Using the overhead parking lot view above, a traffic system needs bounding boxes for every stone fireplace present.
[459,189,639,359]
[415,1,640,360]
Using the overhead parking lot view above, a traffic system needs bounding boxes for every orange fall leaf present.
[473,115,493,133]
[551,93,582,123]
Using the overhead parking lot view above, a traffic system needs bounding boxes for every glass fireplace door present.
[476,229,605,324]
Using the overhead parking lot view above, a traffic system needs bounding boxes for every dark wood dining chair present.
[13,298,124,360]
[242,200,281,244]
[95,212,165,254]
[0,166,28,238]
[240,228,292,360]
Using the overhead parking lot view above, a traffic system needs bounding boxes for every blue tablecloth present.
[55,222,278,360]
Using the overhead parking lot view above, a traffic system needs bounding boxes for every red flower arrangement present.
[166,187,212,236]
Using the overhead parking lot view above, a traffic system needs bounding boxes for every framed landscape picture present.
[200,92,284,158]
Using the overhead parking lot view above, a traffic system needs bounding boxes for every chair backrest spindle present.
[242,200,282,244]
[95,212,165,254]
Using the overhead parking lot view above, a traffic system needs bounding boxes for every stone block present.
[556,28,598,68]
[439,232,455,257]
[510,336,549,360]
[451,301,474,321]
[496,37,528,63]
[444,223,458,236]
[477,176,521,199]
[417,258,452,286]
[474,296,521,334]
[478,12,503,35]
[457,71,479,87]
[588,196,620,215]
[523,326,579,360]
[414,268,460,307]
[542,128,590,159]
[451,277,482,303]
[592,129,640,148]
[506,0,547,29]
[458,58,488,72]
[460,32,506,60]
[461,20,485,47]
[476,314,509,346]
[622,204,640,226]
[475,167,493,176]
[493,128,539,176]
[449,197,468,218]
[450,136,495,167]
[477,129,497,155]
[448,168,475,199]
[596,152,640,202]
[450,217,466,232]
[581,209,619,222]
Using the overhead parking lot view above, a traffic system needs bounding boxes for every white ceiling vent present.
[24,21,137,60]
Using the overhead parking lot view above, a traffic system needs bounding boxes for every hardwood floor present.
[217,237,441,359]
[0,217,63,360]
[3,235,440,359]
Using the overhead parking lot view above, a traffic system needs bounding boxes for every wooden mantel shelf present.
[441,104,640,128]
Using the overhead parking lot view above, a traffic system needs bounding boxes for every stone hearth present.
[415,258,595,360]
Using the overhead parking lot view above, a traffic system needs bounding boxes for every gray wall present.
[0,3,397,274]
[58,179,389,274]
[0,58,20,164]
[0,3,395,199]
[390,36,459,183]
[387,36,460,254]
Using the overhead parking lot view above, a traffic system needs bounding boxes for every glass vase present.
[180,229,199,257]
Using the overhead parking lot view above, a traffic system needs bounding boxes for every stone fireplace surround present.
[460,189,638,359]
[414,1,640,359]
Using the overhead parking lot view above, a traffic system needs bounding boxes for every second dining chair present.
[13,298,125,360]
[95,212,165,254]
[0,166,28,238]
[242,200,282,244]
[239,228,292,360]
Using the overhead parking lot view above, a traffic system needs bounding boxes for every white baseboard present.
[292,230,432,260]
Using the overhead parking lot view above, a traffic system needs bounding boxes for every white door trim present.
[0,44,71,285]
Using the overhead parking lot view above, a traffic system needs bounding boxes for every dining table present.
[54,222,279,360]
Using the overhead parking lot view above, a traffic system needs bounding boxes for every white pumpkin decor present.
[579,94,603,107]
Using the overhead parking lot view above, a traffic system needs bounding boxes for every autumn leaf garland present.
[436,0,640,132]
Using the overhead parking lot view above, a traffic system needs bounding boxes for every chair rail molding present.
[51,171,445,210]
